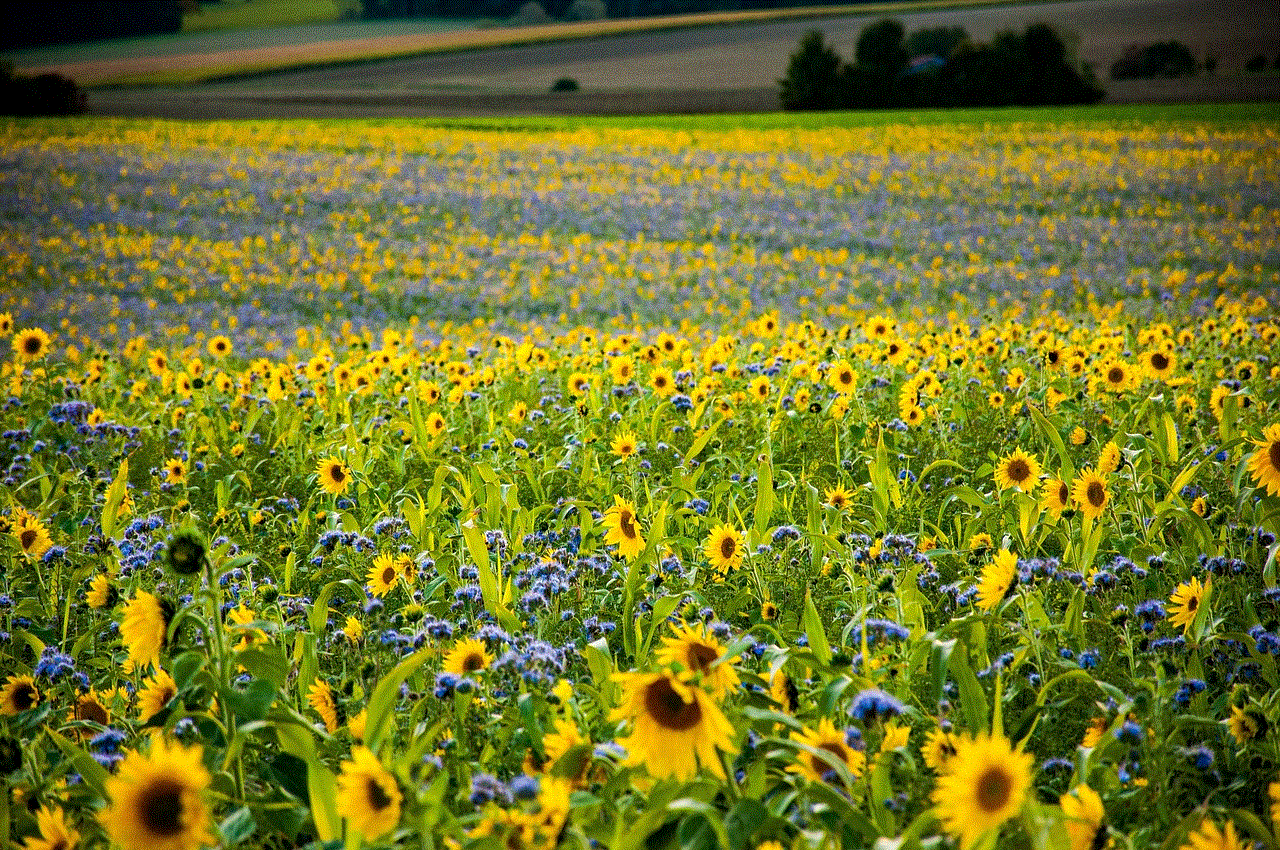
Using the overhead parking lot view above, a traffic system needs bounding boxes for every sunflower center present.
[1108,367,1123,384]
[77,697,109,725]
[19,528,37,549]
[686,642,719,674]
[975,765,1013,813]
[1057,482,1070,503]
[654,375,668,388]
[462,652,486,673]
[1008,459,1030,482]
[381,567,396,585]
[330,466,345,484]
[366,776,393,812]
[13,683,37,710]
[643,677,703,731]
[817,742,848,770]
[619,512,636,539]
[719,536,736,559]
[139,778,186,836]
[1185,595,1197,613]
[1151,352,1169,370]
[23,336,41,355]
[839,369,852,384]
[1086,482,1106,507]
[1269,440,1280,471]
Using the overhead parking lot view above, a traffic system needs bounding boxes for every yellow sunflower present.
[1167,575,1210,635]
[655,622,740,699]
[307,679,340,733]
[73,689,112,726]
[161,459,187,485]
[922,727,960,772]
[1060,784,1108,850]
[137,669,177,721]
[611,669,736,781]
[603,496,645,560]
[994,449,1041,491]
[205,336,232,358]
[828,360,857,394]
[12,327,51,362]
[367,552,399,598]
[1097,441,1122,475]
[1072,469,1110,521]
[1178,819,1246,850]
[99,736,214,850]
[315,457,350,496]
[1,674,39,715]
[567,371,591,397]
[704,524,745,576]
[1141,348,1176,380]
[13,514,53,559]
[335,746,403,842]
[22,805,81,850]
[1042,478,1072,517]
[789,717,866,785]
[120,590,170,670]
[1226,704,1266,744]
[824,484,854,510]
[769,669,799,714]
[1246,423,1280,497]
[443,638,494,676]
[87,573,117,608]
[932,732,1033,850]
[649,366,676,397]
[611,430,638,459]
[976,548,1018,613]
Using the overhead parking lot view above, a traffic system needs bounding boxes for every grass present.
[181,0,350,33]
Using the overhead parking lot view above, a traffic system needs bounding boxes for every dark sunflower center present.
[839,369,852,384]
[23,336,41,355]
[1047,350,1060,364]
[1086,482,1106,507]
[366,776,393,812]
[817,742,848,766]
[330,466,345,483]
[619,512,636,538]
[644,678,703,731]
[1150,352,1169,370]
[139,778,186,836]
[975,766,1012,813]
[381,567,396,585]
[831,495,845,507]
[1057,482,1069,503]
[1186,596,1198,613]
[50,841,67,850]
[19,528,37,549]
[719,536,736,560]
[462,652,485,672]
[654,375,668,388]
[1269,440,1280,471]
[686,643,719,674]
[1108,367,1124,384]
[1008,459,1030,482]
[157,685,176,706]
[77,698,109,725]
[13,683,37,710]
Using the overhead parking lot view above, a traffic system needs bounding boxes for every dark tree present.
[778,30,843,110]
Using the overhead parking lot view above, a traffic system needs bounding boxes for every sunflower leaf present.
[46,728,108,799]
[802,589,831,665]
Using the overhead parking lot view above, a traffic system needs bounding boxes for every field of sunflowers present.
[1,106,1279,850]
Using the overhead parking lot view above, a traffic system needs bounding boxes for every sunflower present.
[603,496,645,560]
[1246,423,1280,497]
[824,484,853,510]
[13,514,53,559]
[443,638,494,676]
[74,690,112,726]
[0,312,11,334]
[994,449,1040,492]
[611,669,736,781]
[760,600,779,621]
[655,622,740,699]
[307,679,340,733]
[704,524,745,576]
[99,736,214,850]
[1,674,39,715]
[12,327,51,362]
[22,805,81,850]
[316,457,350,496]
[1178,819,1246,850]
[161,459,187,485]
[1072,469,1110,521]
[226,604,264,652]
[1070,426,1091,447]
[1141,348,1176,380]
[932,732,1033,850]
[205,336,232,358]
[1227,704,1267,744]
[567,371,591,397]
[1042,478,1072,517]
[86,573,117,608]
[1097,441,1122,475]
[137,669,177,721]
[367,552,399,597]
[425,411,447,438]
[828,360,857,394]
[1271,781,1280,828]
[609,357,635,386]
[749,375,771,401]
[649,366,676,397]
[769,669,799,714]
[1060,784,1108,850]
[789,717,866,785]
[922,727,960,772]
[1167,575,1209,635]
[120,590,170,670]
[335,746,403,841]
[611,430,638,459]
[976,549,1018,613]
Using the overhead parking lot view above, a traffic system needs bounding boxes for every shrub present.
[508,0,551,25]
[564,0,606,21]
[905,26,968,60]
[778,30,843,110]
[1110,41,1197,79]
[1244,54,1267,73]
[551,77,580,91]
[0,65,87,116]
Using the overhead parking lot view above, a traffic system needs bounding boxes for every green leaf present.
[100,457,129,540]
[802,589,831,665]
[948,638,989,735]
[363,648,433,753]
[753,450,774,539]
[219,807,257,846]
[46,728,109,799]
[930,638,956,709]
[725,798,768,850]
[235,647,288,689]
[223,678,276,723]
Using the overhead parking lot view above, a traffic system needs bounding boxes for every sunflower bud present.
[165,527,206,575]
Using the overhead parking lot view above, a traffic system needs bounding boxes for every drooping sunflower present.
[1167,575,1210,635]
[12,327,51,362]
[769,669,799,714]
[994,449,1040,492]
[611,669,736,781]
[1042,478,1072,517]
[137,668,177,721]
[1178,819,1246,850]
[367,552,399,598]
[1060,784,1108,850]
[443,638,494,676]
[22,805,81,850]
[976,549,1018,613]
[611,430,638,459]
[922,726,960,772]
[932,732,1033,850]
[655,622,740,699]
[335,746,403,841]
[99,736,214,850]
[307,679,340,733]
[120,590,171,670]
[603,496,645,560]
[315,457,350,496]
[1,674,39,715]
[1246,423,1280,497]
[704,524,745,576]
[1072,469,1110,521]
[13,514,53,559]
[1097,441,1122,475]
[1227,704,1267,744]
[789,717,866,785]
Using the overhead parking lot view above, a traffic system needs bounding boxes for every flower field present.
[1,108,1279,850]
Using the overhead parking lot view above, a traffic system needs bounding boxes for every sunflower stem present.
[717,747,741,802]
